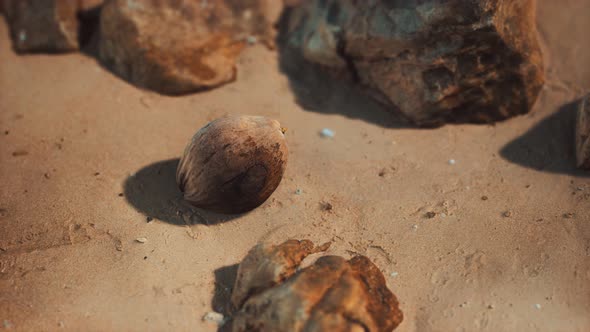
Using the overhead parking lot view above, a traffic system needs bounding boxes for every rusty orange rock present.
[229,240,403,332]
[99,0,280,94]
[281,0,545,126]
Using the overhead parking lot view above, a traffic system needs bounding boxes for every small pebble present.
[487,304,494,309]
[534,303,542,310]
[118,193,124,197]
[563,212,575,219]
[425,212,436,219]
[503,211,512,218]
[295,188,303,195]
[135,237,148,243]
[390,271,399,277]
[412,224,418,231]
[18,30,26,42]
[481,195,488,201]
[203,311,225,325]
[12,150,28,157]
[440,213,447,218]
[146,216,153,223]
[246,35,257,45]
[448,159,456,165]
[320,201,333,211]
[320,128,335,138]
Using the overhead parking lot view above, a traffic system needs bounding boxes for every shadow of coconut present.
[123,159,244,226]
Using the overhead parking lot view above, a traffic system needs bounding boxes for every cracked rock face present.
[229,240,403,332]
[282,0,545,126]
[99,0,280,94]
[576,95,590,170]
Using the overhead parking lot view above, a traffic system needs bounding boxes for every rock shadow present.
[123,159,244,226]
[211,263,240,332]
[275,8,412,129]
[500,100,589,177]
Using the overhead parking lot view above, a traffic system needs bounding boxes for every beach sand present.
[0,2,589,331]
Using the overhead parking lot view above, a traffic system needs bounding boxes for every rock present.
[229,240,403,332]
[2,0,80,53]
[281,0,545,126]
[203,311,226,325]
[99,0,280,94]
[576,94,590,169]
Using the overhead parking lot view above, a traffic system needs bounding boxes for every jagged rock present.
[576,94,590,169]
[99,0,280,94]
[281,0,545,126]
[229,239,403,332]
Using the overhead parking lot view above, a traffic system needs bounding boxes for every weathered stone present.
[2,0,80,53]
[229,240,403,332]
[576,95,590,169]
[99,0,279,94]
[281,0,545,126]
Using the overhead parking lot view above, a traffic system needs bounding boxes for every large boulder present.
[229,239,403,332]
[281,0,545,126]
[99,0,280,95]
[576,94,590,170]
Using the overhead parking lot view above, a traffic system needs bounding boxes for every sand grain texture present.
[1,2,590,331]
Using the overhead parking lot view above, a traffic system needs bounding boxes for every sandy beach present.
[0,1,589,331]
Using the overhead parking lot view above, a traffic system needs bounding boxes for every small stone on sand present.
[135,237,147,243]
[203,311,225,325]
[246,35,257,45]
[320,128,335,138]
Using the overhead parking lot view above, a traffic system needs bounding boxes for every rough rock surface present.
[281,0,545,126]
[229,240,403,332]
[99,0,280,94]
[576,94,590,169]
[2,0,81,53]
